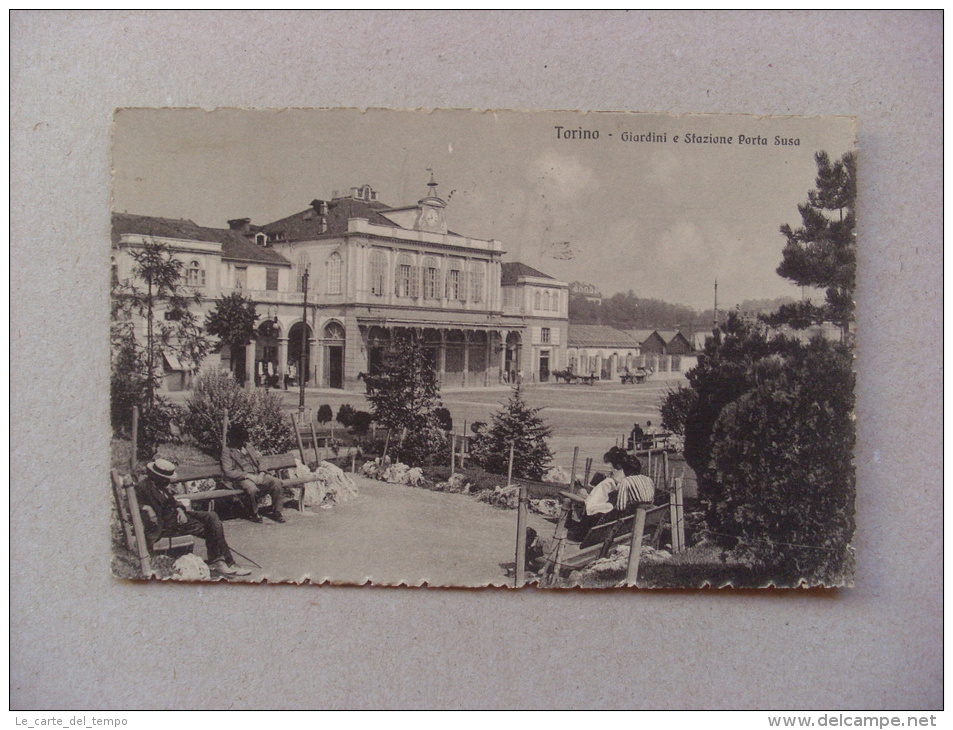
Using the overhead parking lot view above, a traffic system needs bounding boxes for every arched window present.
[297,253,310,293]
[543,291,551,311]
[469,263,485,304]
[551,290,560,311]
[369,250,387,296]
[255,232,268,247]
[185,260,205,287]
[395,253,414,297]
[327,252,342,295]
[445,260,462,300]
[324,321,345,340]
[423,257,440,300]
[534,290,541,310]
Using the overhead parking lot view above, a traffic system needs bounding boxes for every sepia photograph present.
[110,108,857,588]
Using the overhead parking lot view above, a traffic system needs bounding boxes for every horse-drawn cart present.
[620,369,648,384]
[553,369,597,385]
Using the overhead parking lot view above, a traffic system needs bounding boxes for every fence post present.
[568,446,579,493]
[130,405,139,474]
[220,408,229,457]
[669,492,681,553]
[310,420,320,463]
[510,443,528,588]
[625,505,648,586]
[290,413,306,463]
[450,434,455,474]
[675,477,687,550]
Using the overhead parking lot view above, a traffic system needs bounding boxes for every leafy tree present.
[659,385,696,437]
[705,338,855,584]
[470,385,553,480]
[774,151,856,339]
[349,411,373,436]
[316,404,333,424]
[336,403,355,428]
[110,240,209,435]
[205,292,259,379]
[678,313,781,476]
[362,336,448,466]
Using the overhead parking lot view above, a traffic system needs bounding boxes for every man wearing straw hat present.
[136,458,251,577]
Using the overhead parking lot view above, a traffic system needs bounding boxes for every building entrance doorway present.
[539,350,550,383]
[326,347,344,389]
[323,321,346,389]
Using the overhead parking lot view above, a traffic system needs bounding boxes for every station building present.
[112,181,569,391]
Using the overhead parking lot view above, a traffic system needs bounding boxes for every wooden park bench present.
[169,451,314,513]
[112,469,195,566]
[540,490,668,584]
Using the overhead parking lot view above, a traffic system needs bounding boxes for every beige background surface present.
[10,11,942,709]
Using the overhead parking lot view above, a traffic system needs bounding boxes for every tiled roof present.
[568,325,643,348]
[112,213,291,266]
[259,198,396,240]
[501,262,556,285]
[656,330,696,348]
[624,329,660,345]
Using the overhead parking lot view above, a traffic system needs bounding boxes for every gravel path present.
[219,476,556,587]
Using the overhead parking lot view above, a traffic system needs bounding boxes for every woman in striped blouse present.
[584,447,656,518]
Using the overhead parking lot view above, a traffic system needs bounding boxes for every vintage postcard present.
[110,108,856,588]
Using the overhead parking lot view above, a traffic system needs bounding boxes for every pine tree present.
[471,385,553,480]
[363,335,448,465]
[772,151,856,339]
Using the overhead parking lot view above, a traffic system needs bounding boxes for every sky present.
[112,108,855,311]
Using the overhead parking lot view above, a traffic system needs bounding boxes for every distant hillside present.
[569,292,799,333]
[569,290,703,331]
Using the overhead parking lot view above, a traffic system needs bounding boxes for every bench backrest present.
[579,504,666,549]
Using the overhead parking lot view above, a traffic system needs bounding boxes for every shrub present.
[470,385,553,480]
[183,371,294,457]
[350,410,373,436]
[110,337,148,437]
[336,403,356,428]
[392,420,449,467]
[317,404,333,424]
[137,398,184,461]
[659,385,696,437]
[434,407,453,433]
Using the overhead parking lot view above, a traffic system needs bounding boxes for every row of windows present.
[368,251,486,303]
[297,252,343,295]
[533,289,561,312]
[182,260,281,291]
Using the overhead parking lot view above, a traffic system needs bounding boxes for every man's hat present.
[146,458,177,481]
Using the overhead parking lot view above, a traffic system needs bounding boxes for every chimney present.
[228,218,252,233]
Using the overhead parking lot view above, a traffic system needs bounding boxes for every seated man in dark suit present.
[135,458,250,576]
[220,423,286,524]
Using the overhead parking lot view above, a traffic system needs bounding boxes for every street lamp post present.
[299,267,309,416]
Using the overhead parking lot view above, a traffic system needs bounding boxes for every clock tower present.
[415,171,448,234]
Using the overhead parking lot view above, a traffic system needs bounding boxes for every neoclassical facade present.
[112,182,569,391]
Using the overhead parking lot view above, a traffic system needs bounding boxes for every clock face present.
[424,208,439,226]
